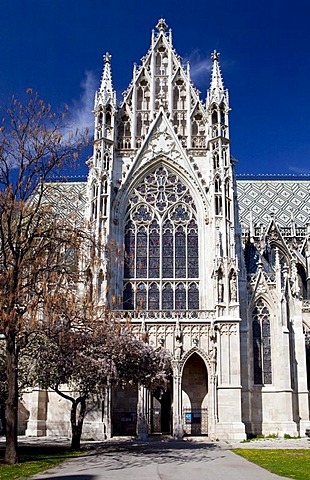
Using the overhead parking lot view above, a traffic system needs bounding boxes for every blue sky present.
[1,0,310,176]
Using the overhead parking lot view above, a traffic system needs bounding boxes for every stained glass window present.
[253,317,262,384]
[136,227,147,278]
[188,283,199,310]
[175,283,186,310]
[187,222,198,278]
[148,221,160,278]
[123,166,200,310]
[162,222,173,278]
[123,283,134,311]
[136,283,147,310]
[175,227,186,277]
[252,299,272,385]
[149,283,160,310]
[162,283,173,310]
[124,222,135,278]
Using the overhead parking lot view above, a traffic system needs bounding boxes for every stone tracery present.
[123,166,199,311]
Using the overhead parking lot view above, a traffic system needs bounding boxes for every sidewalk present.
[1,437,310,480]
[27,438,293,480]
[1,435,307,480]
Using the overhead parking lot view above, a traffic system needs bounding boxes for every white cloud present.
[183,50,212,85]
[287,163,310,175]
[71,70,97,135]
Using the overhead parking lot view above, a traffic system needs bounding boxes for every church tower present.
[86,19,246,440]
[21,18,309,443]
[86,53,117,303]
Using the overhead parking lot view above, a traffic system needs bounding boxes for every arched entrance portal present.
[182,353,208,435]
[150,380,172,434]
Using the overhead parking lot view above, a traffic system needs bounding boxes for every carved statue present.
[210,343,217,363]
[175,337,182,360]
[218,276,224,303]
[291,261,300,297]
[230,274,237,302]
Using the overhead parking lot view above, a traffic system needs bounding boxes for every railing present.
[244,226,307,239]
[117,137,131,149]
[112,309,215,321]
[191,136,206,148]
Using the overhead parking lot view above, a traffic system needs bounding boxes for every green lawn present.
[0,446,82,480]
[233,449,310,480]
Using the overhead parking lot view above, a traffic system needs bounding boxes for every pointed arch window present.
[123,282,134,310]
[188,283,199,309]
[149,283,160,310]
[149,221,160,278]
[252,299,272,384]
[123,166,199,311]
[162,283,173,310]
[90,183,98,221]
[162,221,173,278]
[175,283,186,310]
[211,108,218,124]
[136,283,147,311]
[136,227,147,278]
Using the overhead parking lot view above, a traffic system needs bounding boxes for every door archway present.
[150,380,172,434]
[181,352,208,435]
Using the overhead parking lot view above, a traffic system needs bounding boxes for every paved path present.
[29,439,293,480]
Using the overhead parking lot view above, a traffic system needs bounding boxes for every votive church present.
[24,19,310,441]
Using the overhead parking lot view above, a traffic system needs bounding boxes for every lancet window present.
[117,113,131,149]
[191,110,206,148]
[123,166,199,311]
[90,183,98,221]
[252,298,272,384]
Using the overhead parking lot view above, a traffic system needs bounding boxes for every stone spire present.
[207,50,228,106]
[99,52,115,105]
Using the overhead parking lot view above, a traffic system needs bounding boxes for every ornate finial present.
[211,49,220,62]
[156,18,168,32]
[104,52,112,64]
[169,28,173,44]
[207,49,226,106]
[99,52,115,105]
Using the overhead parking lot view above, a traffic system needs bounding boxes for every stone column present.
[208,369,218,439]
[25,389,47,437]
[172,361,183,439]
[102,386,112,439]
[136,385,148,439]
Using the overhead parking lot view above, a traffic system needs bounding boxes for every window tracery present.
[252,298,272,384]
[123,166,199,311]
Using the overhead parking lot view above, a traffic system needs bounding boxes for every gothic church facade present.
[24,19,310,440]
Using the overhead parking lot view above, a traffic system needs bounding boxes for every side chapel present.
[24,19,310,440]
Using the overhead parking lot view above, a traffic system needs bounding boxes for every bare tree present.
[0,91,87,463]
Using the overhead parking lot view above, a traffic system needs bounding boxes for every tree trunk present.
[4,331,18,464]
[0,403,7,436]
[70,396,86,450]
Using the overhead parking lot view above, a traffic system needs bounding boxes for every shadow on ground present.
[1,438,226,479]
[67,439,225,474]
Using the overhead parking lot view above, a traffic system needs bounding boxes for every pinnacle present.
[156,18,168,32]
[211,49,220,62]
[100,52,113,97]
[210,50,224,92]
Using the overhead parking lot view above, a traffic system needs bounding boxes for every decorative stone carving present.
[217,323,237,335]
[229,273,237,302]
[218,275,224,303]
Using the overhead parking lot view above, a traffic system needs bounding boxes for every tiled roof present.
[236,179,310,228]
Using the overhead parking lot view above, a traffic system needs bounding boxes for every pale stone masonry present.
[22,19,310,441]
